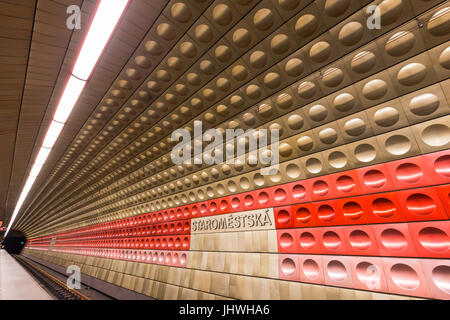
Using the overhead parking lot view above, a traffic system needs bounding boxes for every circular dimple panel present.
[362,79,388,100]
[379,0,403,26]
[350,230,372,250]
[356,262,379,287]
[374,107,400,127]
[264,72,281,89]
[275,188,287,202]
[324,0,350,17]
[285,58,304,77]
[213,4,232,26]
[336,175,355,192]
[309,104,327,122]
[286,163,301,179]
[306,157,322,174]
[409,93,440,116]
[406,193,436,216]
[338,21,364,46]
[281,258,296,276]
[322,68,344,87]
[418,227,449,253]
[310,41,331,63]
[254,8,274,30]
[385,135,411,156]
[300,232,315,249]
[327,260,348,282]
[292,184,307,200]
[295,14,318,37]
[319,128,338,144]
[277,209,291,225]
[381,228,408,252]
[390,263,420,290]
[297,135,314,151]
[343,201,363,220]
[233,28,251,48]
[171,3,191,23]
[271,34,290,55]
[323,231,341,250]
[397,63,427,86]
[250,50,267,69]
[344,118,366,136]
[296,207,312,224]
[312,180,329,197]
[439,46,450,69]
[276,93,293,109]
[431,265,450,294]
[280,232,294,249]
[317,205,335,222]
[180,41,196,58]
[215,45,232,62]
[297,81,316,99]
[421,124,450,147]
[246,84,262,99]
[303,259,320,280]
[385,31,415,57]
[145,40,162,55]
[354,143,376,163]
[351,51,376,74]
[328,151,347,169]
[372,197,396,218]
[334,94,356,115]
[427,7,450,36]
[435,155,450,177]
[157,23,176,40]
[395,163,423,183]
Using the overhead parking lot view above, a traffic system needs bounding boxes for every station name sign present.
[191,208,275,234]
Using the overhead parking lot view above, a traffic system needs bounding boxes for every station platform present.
[0,250,53,300]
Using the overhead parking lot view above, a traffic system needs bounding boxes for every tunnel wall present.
[24,0,450,300]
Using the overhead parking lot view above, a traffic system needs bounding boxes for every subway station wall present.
[23,0,450,300]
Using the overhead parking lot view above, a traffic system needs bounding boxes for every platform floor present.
[0,250,53,300]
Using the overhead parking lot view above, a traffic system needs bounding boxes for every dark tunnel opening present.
[2,230,27,254]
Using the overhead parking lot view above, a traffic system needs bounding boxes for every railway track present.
[13,255,90,300]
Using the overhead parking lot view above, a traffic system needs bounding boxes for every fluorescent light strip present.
[5,0,128,237]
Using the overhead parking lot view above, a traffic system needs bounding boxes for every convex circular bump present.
[310,41,331,63]
[156,69,171,82]
[362,79,388,100]
[374,107,400,127]
[215,45,232,62]
[285,58,304,77]
[250,50,267,68]
[258,103,273,117]
[427,7,450,36]
[439,46,450,69]
[254,8,274,31]
[295,14,318,37]
[199,59,215,74]
[421,124,450,147]
[171,3,191,23]
[276,93,293,109]
[134,56,151,68]
[167,56,183,70]
[287,114,304,130]
[344,118,366,136]
[279,143,293,157]
[195,24,213,43]
[385,135,412,155]
[271,34,290,54]
[319,127,338,144]
[180,41,197,58]
[385,31,415,57]
[233,28,251,48]
[216,77,231,91]
[351,51,376,74]
[333,92,355,112]
[246,84,262,99]
[322,67,344,87]
[378,0,403,26]
[298,81,317,99]
[397,63,427,86]
[264,72,281,89]
[157,23,176,40]
[309,104,328,122]
[324,0,350,17]
[338,21,364,46]
[297,135,314,151]
[176,84,188,95]
[125,68,141,80]
[409,93,440,116]
[279,0,300,10]
[232,65,248,81]
[212,4,232,26]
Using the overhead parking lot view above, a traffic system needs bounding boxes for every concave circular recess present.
[281,258,296,275]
